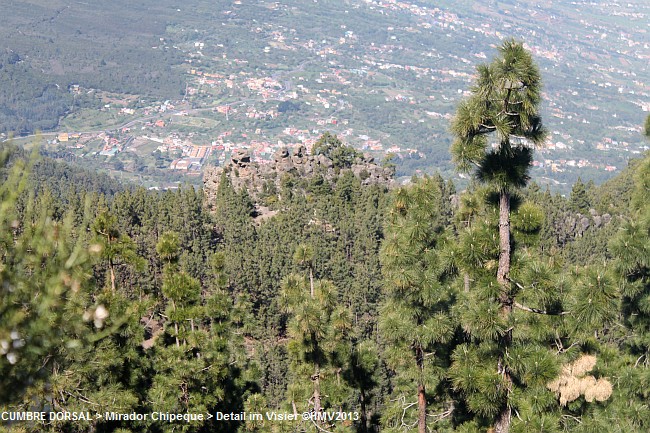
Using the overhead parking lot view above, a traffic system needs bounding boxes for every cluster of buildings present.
[52,0,647,183]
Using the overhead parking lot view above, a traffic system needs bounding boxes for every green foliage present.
[609,153,650,371]
[567,269,619,337]
[92,210,146,292]
[379,176,457,432]
[293,243,315,269]
[570,178,591,214]
[511,201,544,247]
[280,274,355,431]
[450,38,546,190]
[0,147,118,413]
[277,100,301,113]
[157,231,180,264]
[312,132,362,169]
[448,40,585,433]
[2,121,650,433]
[0,148,249,432]
[145,232,241,432]
[0,1,185,134]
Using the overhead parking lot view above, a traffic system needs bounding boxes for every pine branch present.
[509,133,539,141]
[634,354,647,368]
[478,123,497,132]
[390,395,419,429]
[427,402,454,422]
[513,301,569,316]
[64,390,98,406]
[509,278,570,315]
[554,337,579,354]
[308,413,336,433]
[562,414,583,424]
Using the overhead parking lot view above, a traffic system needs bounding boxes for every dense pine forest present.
[1,42,649,433]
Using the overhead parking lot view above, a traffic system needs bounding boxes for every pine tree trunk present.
[109,260,116,292]
[495,190,512,433]
[494,405,511,433]
[173,300,180,347]
[359,388,368,433]
[417,383,426,433]
[313,362,321,416]
[497,190,511,289]
[309,267,315,299]
[415,345,426,433]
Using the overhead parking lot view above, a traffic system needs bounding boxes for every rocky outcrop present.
[203,146,394,207]
[547,207,616,251]
[565,210,612,238]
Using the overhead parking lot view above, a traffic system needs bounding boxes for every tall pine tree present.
[450,39,548,433]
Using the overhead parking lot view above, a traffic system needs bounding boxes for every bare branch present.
[554,337,580,354]
[64,390,99,406]
[634,354,647,368]
[308,414,336,433]
[514,301,570,316]
[391,395,419,429]
[562,414,583,424]
[479,123,497,132]
[508,278,570,315]
[427,402,454,423]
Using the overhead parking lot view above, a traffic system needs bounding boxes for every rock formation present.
[204,146,394,208]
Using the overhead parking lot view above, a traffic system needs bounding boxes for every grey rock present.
[295,145,306,158]
[593,215,602,228]
[232,149,251,166]
[273,147,289,162]
[316,154,333,168]
[203,146,393,211]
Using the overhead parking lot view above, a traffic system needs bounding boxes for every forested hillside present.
[1,136,648,432]
[1,42,649,433]
[0,0,186,135]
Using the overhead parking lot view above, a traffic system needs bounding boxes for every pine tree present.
[92,211,145,293]
[450,39,548,433]
[379,177,457,433]
[607,153,650,430]
[570,177,590,214]
[280,273,354,432]
[312,132,362,170]
[293,243,315,298]
[146,232,237,432]
[212,174,259,304]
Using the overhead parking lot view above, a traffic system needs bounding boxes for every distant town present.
[10,0,648,190]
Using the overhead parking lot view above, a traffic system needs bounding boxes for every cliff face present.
[204,146,394,209]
